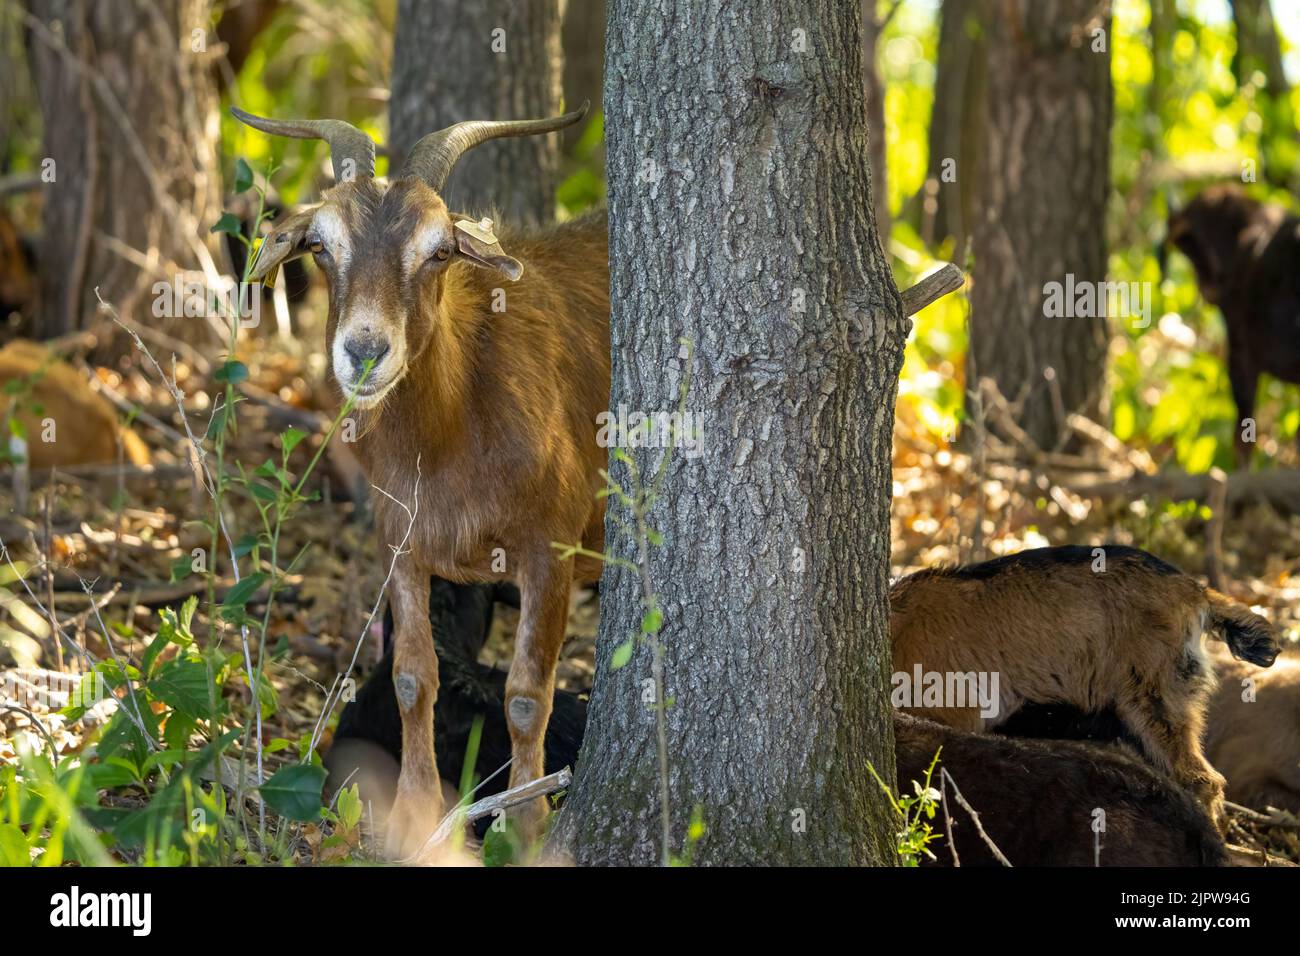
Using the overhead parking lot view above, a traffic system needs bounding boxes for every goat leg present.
[1228,348,1259,471]
[385,565,444,859]
[504,553,574,844]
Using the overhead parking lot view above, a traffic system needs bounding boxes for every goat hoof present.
[386,786,444,862]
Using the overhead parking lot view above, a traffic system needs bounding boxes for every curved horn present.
[230,107,376,181]
[401,100,590,191]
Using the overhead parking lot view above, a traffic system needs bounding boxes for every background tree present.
[1229,0,1296,189]
[862,1,892,243]
[25,0,221,340]
[561,0,605,156]
[914,0,984,254]
[967,0,1112,451]
[389,0,562,225]
[552,0,902,866]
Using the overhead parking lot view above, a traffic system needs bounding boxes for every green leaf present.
[232,534,259,559]
[205,404,228,441]
[233,157,254,195]
[162,710,198,750]
[210,212,242,236]
[610,639,634,670]
[280,426,307,456]
[337,783,362,830]
[80,761,138,790]
[258,764,326,822]
[221,572,267,611]
[168,554,193,583]
[0,823,28,866]
[149,658,211,718]
[641,607,663,634]
[215,360,248,385]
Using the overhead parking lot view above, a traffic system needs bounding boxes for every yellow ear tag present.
[454,217,500,245]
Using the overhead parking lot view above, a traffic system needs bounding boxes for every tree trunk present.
[552,0,902,866]
[967,0,1111,452]
[561,0,605,154]
[389,0,563,226]
[1229,0,1295,190]
[862,1,889,245]
[915,0,984,255]
[26,0,221,340]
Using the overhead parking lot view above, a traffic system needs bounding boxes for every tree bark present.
[552,0,902,866]
[389,0,563,226]
[1229,0,1295,190]
[26,0,221,340]
[561,0,605,154]
[915,0,985,254]
[967,0,1111,452]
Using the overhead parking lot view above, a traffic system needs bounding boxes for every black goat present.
[899,714,1226,867]
[1163,184,1300,468]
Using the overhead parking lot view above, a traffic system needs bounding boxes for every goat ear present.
[249,206,318,283]
[453,218,523,282]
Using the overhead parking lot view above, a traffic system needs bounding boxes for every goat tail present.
[1205,589,1280,667]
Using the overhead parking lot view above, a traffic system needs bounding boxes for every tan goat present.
[889,544,1280,829]
[1205,643,1300,814]
[233,104,608,857]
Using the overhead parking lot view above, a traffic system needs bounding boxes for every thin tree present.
[25,0,221,340]
[913,0,985,255]
[389,0,563,225]
[967,0,1112,451]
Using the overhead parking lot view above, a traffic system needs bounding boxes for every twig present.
[0,703,61,765]
[940,767,1012,866]
[414,767,573,858]
[900,262,965,317]
[938,763,960,867]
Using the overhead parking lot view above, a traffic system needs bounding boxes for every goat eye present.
[307,239,325,255]
[434,245,451,262]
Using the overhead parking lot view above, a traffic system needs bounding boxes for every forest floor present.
[0,338,1297,864]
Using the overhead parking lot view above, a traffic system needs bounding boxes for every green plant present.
[868,747,944,867]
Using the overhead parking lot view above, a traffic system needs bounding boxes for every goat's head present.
[232,103,588,407]
[1161,184,1264,307]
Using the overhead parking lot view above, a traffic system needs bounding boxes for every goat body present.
[233,101,607,857]
[1205,644,1300,814]
[890,544,1280,828]
[896,714,1226,866]
[1163,184,1300,467]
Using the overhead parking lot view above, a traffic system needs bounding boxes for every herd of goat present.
[217,103,1300,865]
[2,98,1299,865]
[325,546,1293,867]
[229,106,1300,865]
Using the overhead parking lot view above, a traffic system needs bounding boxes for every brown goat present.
[1204,643,1300,814]
[890,545,1280,830]
[234,104,608,857]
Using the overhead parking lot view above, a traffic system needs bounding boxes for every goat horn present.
[230,107,376,181]
[401,100,590,191]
